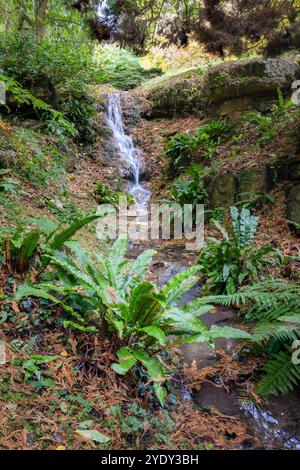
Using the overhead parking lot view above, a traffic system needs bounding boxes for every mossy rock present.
[141,69,206,118]
[204,58,300,104]
[206,172,237,208]
[142,57,300,118]
[286,183,300,229]
[237,166,273,198]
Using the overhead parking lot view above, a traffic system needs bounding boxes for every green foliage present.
[102,47,162,90]
[0,126,67,187]
[244,88,294,146]
[171,164,207,207]
[243,112,275,146]
[165,119,230,173]
[16,238,250,405]
[94,182,135,206]
[0,32,105,143]
[0,169,27,196]
[198,207,276,294]
[272,88,294,120]
[110,402,175,446]
[0,214,100,274]
[12,355,58,390]
[0,74,77,138]
[207,279,300,397]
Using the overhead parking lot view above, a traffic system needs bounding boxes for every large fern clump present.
[16,237,250,405]
[198,206,277,295]
[206,279,300,397]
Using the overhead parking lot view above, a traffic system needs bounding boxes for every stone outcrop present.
[206,165,275,209]
[285,156,300,229]
[142,57,300,119]
[139,69,205,118]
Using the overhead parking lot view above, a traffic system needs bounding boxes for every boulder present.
[203,58,300,105]
[141,69,205,118]
[206,172,237,208]
[237,166,272,198]
[286,183,300,229]
[142,57,300,118]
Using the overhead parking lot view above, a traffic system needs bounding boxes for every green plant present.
[102,46,162,90]
[198,206,277,294]
[244,88,293,147]
[165,119,230,173]
[171,164,207,208]
[12,355,58,390]
[0,74,77,138]
[272,88,293,120]
[94,183,135,206]
[0,169,27,196]
[16,238,250,405]
[0,214,100,274]
[244,112,275,146]
[207,279,300,397]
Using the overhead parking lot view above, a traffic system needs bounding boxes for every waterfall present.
[106,94,151,209]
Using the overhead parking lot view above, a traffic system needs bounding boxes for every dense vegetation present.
[0,0,299,452]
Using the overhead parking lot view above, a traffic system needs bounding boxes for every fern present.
[205,278,300,397]
[16,238,249,406]
[198,207,274,294]
[256,351,300,397]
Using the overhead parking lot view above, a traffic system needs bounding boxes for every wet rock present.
[120,92,143,131]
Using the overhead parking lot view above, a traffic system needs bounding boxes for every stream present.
[106,93,300,450]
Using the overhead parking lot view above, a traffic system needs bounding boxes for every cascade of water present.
[106,94,151,209]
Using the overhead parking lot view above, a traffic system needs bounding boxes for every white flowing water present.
[106,94,151,210]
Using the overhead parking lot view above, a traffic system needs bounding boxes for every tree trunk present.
[35,0,48,39]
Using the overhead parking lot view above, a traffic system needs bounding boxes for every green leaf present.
[162,265,201,306]
[140,326,166,344]
[209,325,251,340]
[63,321,97,333]
[111,347,137,375]
[48,214,100,251]
[16,285,60,304]
[133,350,165,380]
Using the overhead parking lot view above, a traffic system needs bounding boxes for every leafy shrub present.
[244,88,293,147]
[0,33,104,94]
[102,46,162,90]
[0,214,99,275]
[0,33,105,143]
[0,74,77,138]
[210,279,300,397]
[198,206,277,294]
[94,182,135,206]
[16,238,250,405]
[165,119,230,173]
[171,164,207,208]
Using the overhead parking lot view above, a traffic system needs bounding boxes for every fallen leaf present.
[75,429,111,444]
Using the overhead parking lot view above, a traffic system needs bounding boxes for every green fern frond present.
[256,351,300,397]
